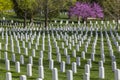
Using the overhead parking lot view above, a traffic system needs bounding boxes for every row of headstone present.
[1,26,120,80]
[105,30,120,80]
[53,20,118,26]
[5,68,119,80]
[6,72,44,80]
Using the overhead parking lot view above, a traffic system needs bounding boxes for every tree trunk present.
[115,13,119,30]
[68,14,71,19]
[30,18,33,23]
[116,18,119,30]
[81,18,85,23]
[30,17,33,27]
[77,17,81,21]
[44,0,48,28]
[81,18,87,26]
[24,12,27,28]
[44,12,48,28]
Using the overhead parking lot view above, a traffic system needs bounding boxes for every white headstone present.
[69,43,72,50]
[6,59,10,71]
[35,44,38,50]
[57,54,61,63]
[62,42,64,49]
[112,55,116,62]
[18,46,21,54]
[54,20,57,23]
[42,42,45,51]
[6,72,12,80]
[83,73,90,80]
[112,61,117,71]
[85,64,90,75]
[28,42,31,49]
[52,68,58,80]
[60,61,65,72]
[64,48,68,56]
[76,45,79,52]
[16,61,20,73]
[20,75,27,80]
[11,45,14,53]
[40,51,43,58]
[49,60,54,70]
[81,51,85,60]
[38,58,43,66]
[72,50,76,58]
[91,53,95,61]
[6,37,8,45]
[99,61,103,67]
[56,47,59,53]
[99,66,105,79]
[38,66,44,79]
[48,52,52,60]
[24,48,28,56]
[84,46,88,53]
[29,56,33,65]
[76,57,81,66]
[0,43,1,50]
[36,78,42,80]
[66,55,71,64]
[4,52,8,60]
[67,70,73,80]
[5,44,8,51]
[101,53,105,62]
[115,69,120,80]
[27,64,32,76]
[12,53,16,62]
[20,55,24,64]
[32,49,36,57]
[22,41,25,48]
[72,40,75,46]
[87,59,92,68]
[72,62,77,73]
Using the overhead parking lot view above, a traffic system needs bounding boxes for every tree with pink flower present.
[68,2,104,22]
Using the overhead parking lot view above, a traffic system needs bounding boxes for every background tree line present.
[0,0,119,27]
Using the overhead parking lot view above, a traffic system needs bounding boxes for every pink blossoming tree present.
[68,2,104,22]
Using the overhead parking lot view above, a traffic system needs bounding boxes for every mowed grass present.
[0,28,120,80]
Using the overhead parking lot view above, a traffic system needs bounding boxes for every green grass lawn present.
[0,26,120,80]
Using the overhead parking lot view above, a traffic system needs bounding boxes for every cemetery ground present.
[0,21,120,80]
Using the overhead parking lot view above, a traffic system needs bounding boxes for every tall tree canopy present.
[103,0,120,19]
[103,0,120,29]
[68,2,104,22]
[0,0,13,15]
[36,0,70,27]
[12,0,38,27]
